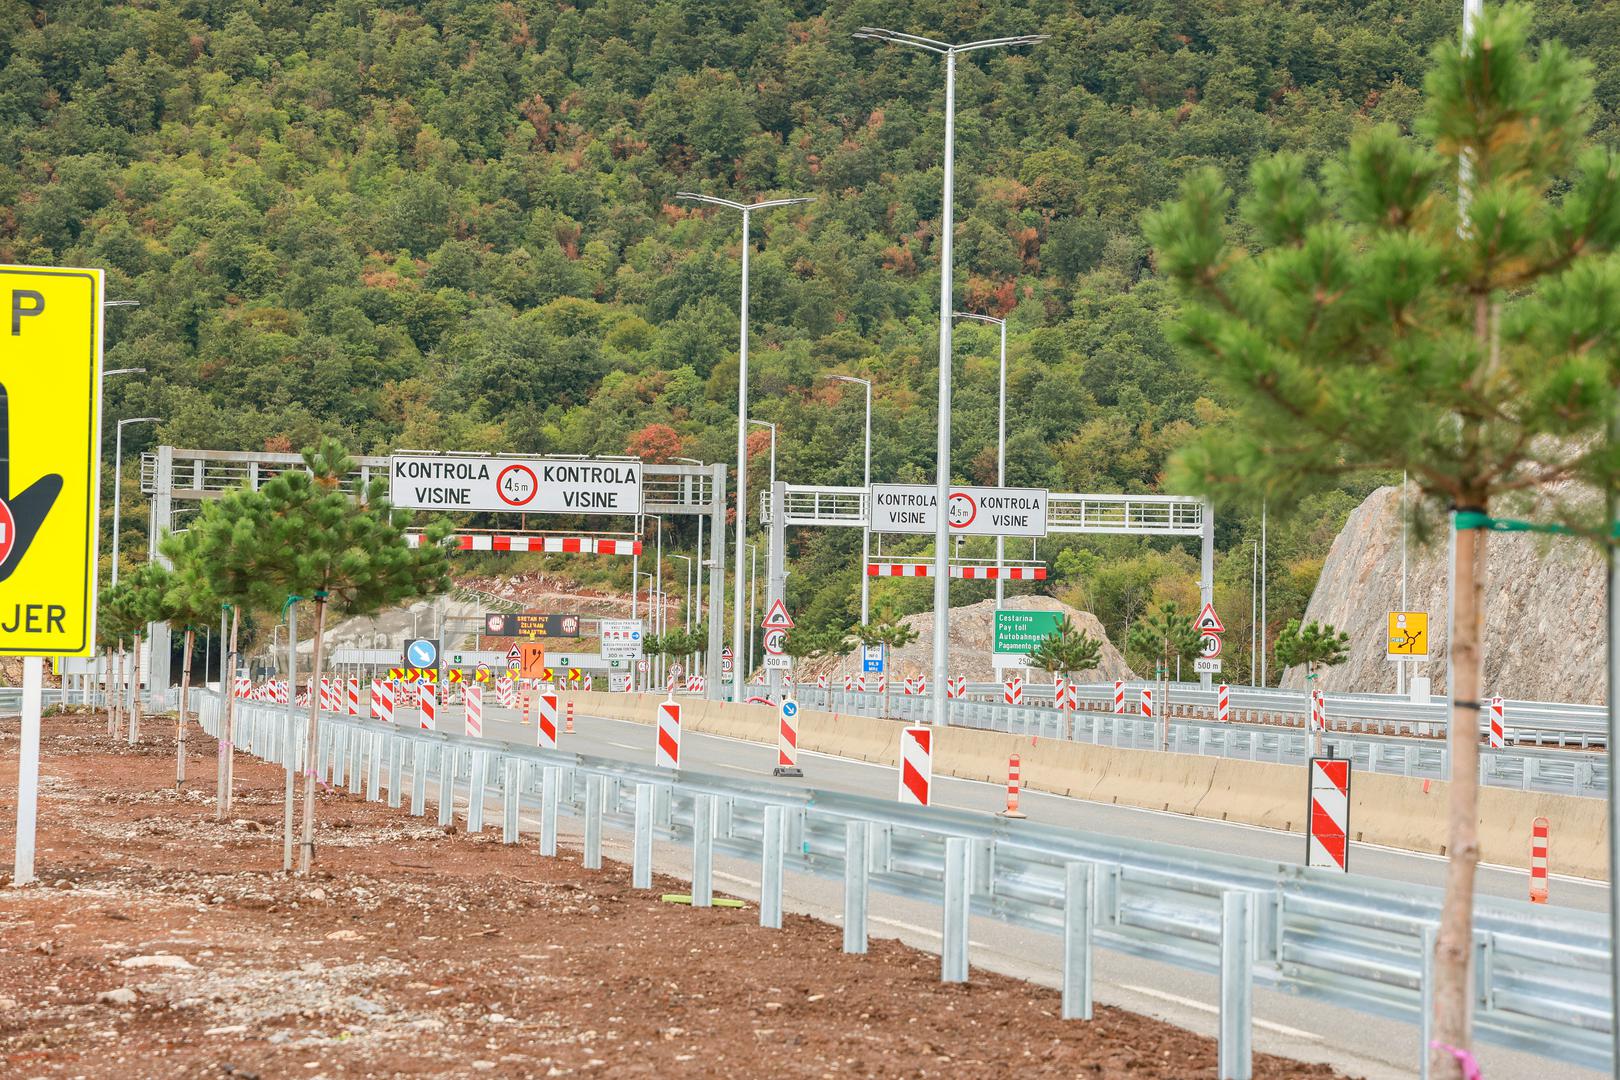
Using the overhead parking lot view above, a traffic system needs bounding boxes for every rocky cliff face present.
[1283,485,1605,703]
[822,595,1135,683]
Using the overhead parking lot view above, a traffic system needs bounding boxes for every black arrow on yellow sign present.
[0,382,62,583]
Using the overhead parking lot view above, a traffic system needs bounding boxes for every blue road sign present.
[862,644,884,674]
[405,638,438,669]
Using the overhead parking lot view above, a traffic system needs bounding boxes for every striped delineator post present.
[464,685,483,738]
[916,675,926,696]
[582,672,593,692]
[999,754,1026,819]
[843,674,853,691]
[817,673,828,690]
[1310,689,1327,735]
[897,726,932,806]
[1217,683,1230,723]
[495,675,514,708]
[1113,680,1125,714]
[1530,816,1550,904]
[876,673,887,694]
[1004,676,1023,706]
[774,699,803,777]
[376,680,395,724]
[1489,695,1506,749]
[565,698,575,734]
[903,676,916,696]
[1307,756,1352,872]
[347,678,360,717]
[945,676,962,700]
[536,693,559,750]
[856,674,866,693]
[520,683,532,725]
[369,679,384,719]
[655,698,681,769]
[1139,687,1152,718]
[419,683,437,731]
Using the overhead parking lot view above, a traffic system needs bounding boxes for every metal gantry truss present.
[140,447,729,699]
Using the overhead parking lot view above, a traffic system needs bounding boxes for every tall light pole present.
[954,311,1008,609]
[826,374,873,624]
[677,193,814,704]
[111,416,161,587]
[854,27,1045,727]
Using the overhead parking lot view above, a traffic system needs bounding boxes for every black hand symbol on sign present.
[0,382,63,583]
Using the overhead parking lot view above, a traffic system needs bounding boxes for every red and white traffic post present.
[774,698,803,778]
[1139,687,1152,718]
[1004,675,1023,706]
[898,726,932,807]
[1000,754,1026,818]
[1217,683,1230,723]
[565,697,576,734]
[464,684,483,738]
[419,683,437,731]
[1307,754,1352,872]
[1489,695,1505,749]
[536,692,559,750]
[655,696,681,769]
[1530,816,1550,903]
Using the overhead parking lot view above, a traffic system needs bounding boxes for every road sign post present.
[3,264,104,887]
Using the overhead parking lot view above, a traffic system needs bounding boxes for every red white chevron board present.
[1307,756,1352,872]
[867,562,1046,580]
[656,699,681,769]
[898,726,932,806]
[405,534,642,555]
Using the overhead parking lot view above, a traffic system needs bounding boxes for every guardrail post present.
[409,742,428,817]
[584,774,604,869]
[761,805,785,929]
[540,766,560,857]
[655,784,673,828]
[971,838,994,895]
[1419,924,1435,1080]
[467,750,486,833]
[844,820,868,954]
[1219,891,1253,1080]
[942,837,970,983]
[870,823,892,873]
[1063,861,1093,1020]
[436,745,454,826]
[692,794,714,907]
[367,733,383,802]
[347,729,362,795]
[387,736,403,809]
[502,760,521,844]
[633,783,654,889]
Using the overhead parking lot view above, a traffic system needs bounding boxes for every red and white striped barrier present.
[1139,687,1152,717]
[536,693,559,749]
[464,685,483,738]
[817,673,828,690]
[565,698,575,734]
[903,676,917,696]
[375,680,395,724]
[946,676,967,700]
[656,698,681,769]
[1004,676,1023,706]
[405,534,642,555]
[1310,689,1327,735]
[232,676,251,698]
[842,674,853,691]
[1307,756,1352,872]
[898,726,933,806]
[1489,695,1505,749]
[876,674,887,693]
[1530,816,1550,903]
[495,676,516,708]
[583,672,593,692]
[1217,683,1230,723]
[856,674,866,693]
[347,678,360,717]
[1000,754,1026,818]
[1113,680,1125,714]
[776,699,800,774]
[419,683,437,731]
[866,562,1047,580]
[685,674,704,693]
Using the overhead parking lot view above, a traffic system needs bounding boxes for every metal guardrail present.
[195,692,1613,1073]
[794,689,1612,800]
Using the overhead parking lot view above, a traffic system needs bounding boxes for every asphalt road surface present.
[413,700,1605,1080]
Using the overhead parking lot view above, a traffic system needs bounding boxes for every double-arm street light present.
[677,192,814,704]
[853,27,1045,726]
[954,311,1009,609]
[825,374,873,624]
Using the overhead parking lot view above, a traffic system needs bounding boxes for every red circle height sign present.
[496,464,538,507]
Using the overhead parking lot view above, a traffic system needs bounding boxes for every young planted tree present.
[1027,615,1105,738]
[1145,7,1620,1071]
[96,581,139,740]
[1275,619,1351,753]
[158,527,223,790]
[1126,601,1201,746]
[194,439,450,873]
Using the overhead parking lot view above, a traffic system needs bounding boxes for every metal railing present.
[794,688,1612,799]
[195,692,1612,1074]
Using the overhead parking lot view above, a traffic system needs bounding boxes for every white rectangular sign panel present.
[1194,657,1222,674]
[389,454,642,516]
[763,655,791,670]
[869,484,1048,537]
[599,619,645,660]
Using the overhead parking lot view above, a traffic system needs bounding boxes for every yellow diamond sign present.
[1386,610,1428,660]
[0,265,103,656]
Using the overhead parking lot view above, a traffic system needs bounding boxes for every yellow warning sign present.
[1387,611,1428,660]
[0,265,103,656]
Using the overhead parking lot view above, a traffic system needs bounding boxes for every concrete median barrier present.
[570,692,1609,879]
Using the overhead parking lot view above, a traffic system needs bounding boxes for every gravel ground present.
[0,712,1352,1079]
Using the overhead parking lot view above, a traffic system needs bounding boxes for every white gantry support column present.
[147,443,175,703]
[767,480,788,702]
[1201,496,1216,691]
[707,461,727,702]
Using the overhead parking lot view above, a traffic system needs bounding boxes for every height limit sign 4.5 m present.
[0,265,103,655]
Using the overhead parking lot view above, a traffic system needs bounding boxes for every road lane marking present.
[1120,984,1323,1041]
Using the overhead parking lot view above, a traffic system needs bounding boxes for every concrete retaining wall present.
[575,692,1609,881]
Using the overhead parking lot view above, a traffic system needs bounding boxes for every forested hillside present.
[5,1,1617,677]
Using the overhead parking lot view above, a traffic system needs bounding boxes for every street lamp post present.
[854,27,1045,727]
[954,311,1008,609]
[677,192,814,704]
[111,416,161,587]
[826,374,873,624]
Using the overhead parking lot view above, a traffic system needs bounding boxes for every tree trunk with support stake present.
[298,596,328,875]
[127,631,142,744]
[215,608,238,821]
[176,628,194,788]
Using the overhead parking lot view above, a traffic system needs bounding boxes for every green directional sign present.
[993,609,1064,655]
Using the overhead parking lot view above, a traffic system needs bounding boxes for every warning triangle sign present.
[1196,601,1225,634]
[761,598,795,631]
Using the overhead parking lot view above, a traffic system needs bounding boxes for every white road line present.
[1120,984,1323,1041]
